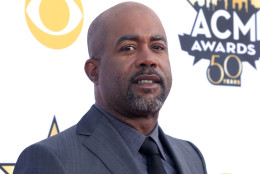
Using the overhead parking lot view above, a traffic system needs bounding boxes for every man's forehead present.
[104,6,166,42]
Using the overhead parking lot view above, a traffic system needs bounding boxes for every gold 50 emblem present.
[25,0,84,49]
[207,54,242,85]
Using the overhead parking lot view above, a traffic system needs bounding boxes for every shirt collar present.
[94,104,166,160]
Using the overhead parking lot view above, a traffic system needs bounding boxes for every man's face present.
[98,8,172,116]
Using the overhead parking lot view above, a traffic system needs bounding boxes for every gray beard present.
[126,88,166,112]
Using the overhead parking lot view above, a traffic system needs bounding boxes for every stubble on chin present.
[126,87,166,112]
[113,68,169,113]
[125,69,168,113]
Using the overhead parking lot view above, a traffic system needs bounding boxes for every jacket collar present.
[159,127,206,174]
[76,105,142,174]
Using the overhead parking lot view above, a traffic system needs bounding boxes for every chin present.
[127,96,164,113]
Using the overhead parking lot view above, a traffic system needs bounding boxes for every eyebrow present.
[150,35,167,44]
[116,34,167,46]
[116,35,139,46]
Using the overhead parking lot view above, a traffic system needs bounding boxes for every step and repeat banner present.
[0,0,259,173]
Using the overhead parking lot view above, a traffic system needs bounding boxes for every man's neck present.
[95,103,159,135]
[112,115,158,136]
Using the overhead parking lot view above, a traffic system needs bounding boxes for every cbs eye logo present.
[25,0,84,49]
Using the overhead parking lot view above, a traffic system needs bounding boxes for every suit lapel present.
[77,106,142,174]
[159,127,207,174]
[159,127,192,174]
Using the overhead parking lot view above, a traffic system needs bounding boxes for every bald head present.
[87,2,165,60]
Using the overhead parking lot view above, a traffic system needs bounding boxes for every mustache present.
[130,68,164,85]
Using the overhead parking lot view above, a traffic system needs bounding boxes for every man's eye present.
[152,45,164,50]
[120,45,136,51]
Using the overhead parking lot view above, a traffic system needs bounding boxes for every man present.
[14,2,207,174]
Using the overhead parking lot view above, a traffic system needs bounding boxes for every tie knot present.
[140,137,159,156]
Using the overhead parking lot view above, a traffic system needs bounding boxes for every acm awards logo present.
[179,0,260,86]
[25,0,84,49]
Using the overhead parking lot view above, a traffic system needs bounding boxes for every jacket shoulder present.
[14,126,78,174]
[164,134,207,174]
[13,140,66,174]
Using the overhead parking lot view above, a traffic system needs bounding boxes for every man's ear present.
[84,59,99,84]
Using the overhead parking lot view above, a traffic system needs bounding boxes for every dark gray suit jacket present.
[14,105,207,174]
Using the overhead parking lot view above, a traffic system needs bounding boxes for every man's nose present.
[135,49,158,68]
